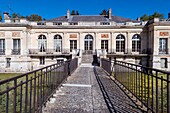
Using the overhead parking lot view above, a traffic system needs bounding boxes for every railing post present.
[114,58,116,79]
[109,57,111,76]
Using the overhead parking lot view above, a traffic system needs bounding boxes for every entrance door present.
[84,34,93,54]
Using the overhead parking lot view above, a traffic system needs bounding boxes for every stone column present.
[47,32,51,50]
[94,32,96,51]
[127,32,132,53]
[112,32,116,53]
[63,32,69,50]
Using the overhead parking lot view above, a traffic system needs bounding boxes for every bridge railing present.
[101,58,170,113]
[0,58,78,113]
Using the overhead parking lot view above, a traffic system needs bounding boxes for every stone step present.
[81,55,93,63]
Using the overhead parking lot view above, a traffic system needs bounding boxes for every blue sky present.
[0,0,170,20]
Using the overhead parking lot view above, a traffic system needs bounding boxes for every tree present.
[0,14,2,22]
[71,10,75,15]
[140,12,164,21]
[26,14,42,21]
[149,12,164,20]
[100,9,107,16]
[140,14,149,21]
[76,10,79,15]
[12,13,19,18]
[71,10,79,15]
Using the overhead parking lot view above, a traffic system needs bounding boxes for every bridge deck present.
[43,63,144,113]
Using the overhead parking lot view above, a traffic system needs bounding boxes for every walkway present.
[43,63,144,113]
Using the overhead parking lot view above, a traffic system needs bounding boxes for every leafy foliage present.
[11,12,43,21]
[100,9,108,16]
[71,10,79,15]
[140,12,164,21]
[0,14,2,22]
[26,14,42,21]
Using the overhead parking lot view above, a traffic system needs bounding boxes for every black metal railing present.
[159,48,169,54]
[107,48,153,54]
[12,49,20,55]
[0,49,5,55]
[101,58,170,113]
[29,49,70,55]
[0,58,78,113]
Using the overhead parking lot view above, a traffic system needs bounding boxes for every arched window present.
[38,35,47,52]
[116,34,125,52]
[132,34,141,52]
[54,35,62,52]
[84,34,93,52]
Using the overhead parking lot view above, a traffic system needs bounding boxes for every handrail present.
[0,58,78,113]
[101,58,170,113]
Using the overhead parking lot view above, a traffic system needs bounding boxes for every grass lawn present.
[0,73,23,81]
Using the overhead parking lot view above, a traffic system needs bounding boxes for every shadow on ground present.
[93,66,146,113]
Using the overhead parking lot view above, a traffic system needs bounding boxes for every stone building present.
[0,9,170,72]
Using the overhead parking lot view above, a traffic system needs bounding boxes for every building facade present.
[0,9,170,72]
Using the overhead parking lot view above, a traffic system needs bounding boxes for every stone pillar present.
[79,32,83,50]
[47,32,51,49]
[127,32,132,53]
[125,32,128,53]
[112,32,116,53]
[94,32,96,51]
[63,32,69,50]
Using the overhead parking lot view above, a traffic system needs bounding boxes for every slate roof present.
[48,16,68,22]
[47,15,138,23]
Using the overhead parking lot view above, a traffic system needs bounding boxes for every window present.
[53,22,62,25]
[84,34,93,51]
[70,40,77,52]
[132,34,141,52]
[37,22,46,25]
[38,35,47,52]
[160,58,168,68]
[101,40,108,52]
[69,22,78,25]
[13,39,20,55]
[0,39,5,55]
[159,38,168,54]
[116,34,125,52]
[40,57,45,65]
[54,35,62,52]
[6,58,11,68]
[100,22,110,25]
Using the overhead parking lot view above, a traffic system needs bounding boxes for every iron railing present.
[101,58,170,113]
[0,49,5,55]
[12,49,20,55]
[107,48,152,54]
[29,49,70,55]
[159,48,169,54]
[0,58,78,113]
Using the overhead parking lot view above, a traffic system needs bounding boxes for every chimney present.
[137,17,141,21]
[168,12,170,19]
[108,8,112,19]
[67,10,70,19]
[3,12,10,19]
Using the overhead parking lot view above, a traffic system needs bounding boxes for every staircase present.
[81,54,93,63]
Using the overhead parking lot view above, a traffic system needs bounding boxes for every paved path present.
[43,63,144,113]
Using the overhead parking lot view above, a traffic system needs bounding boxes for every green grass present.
[113,71,168,112]
[0,70,66,113]
[0,73,22,81]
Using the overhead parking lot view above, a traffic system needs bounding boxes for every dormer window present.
[37,22,46,25]
[69,22,78,25]
[53,22,62,25]
[100,22,110,25]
